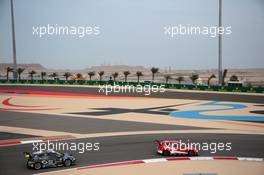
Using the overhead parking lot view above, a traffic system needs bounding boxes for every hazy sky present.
[0,0,263,69]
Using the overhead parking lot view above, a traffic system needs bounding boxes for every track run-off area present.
[0,84,263,175]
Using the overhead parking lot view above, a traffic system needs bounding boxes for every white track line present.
[142,158,167,163]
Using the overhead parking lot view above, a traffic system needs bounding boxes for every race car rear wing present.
[154,140,161,146]
[23,152,32,159]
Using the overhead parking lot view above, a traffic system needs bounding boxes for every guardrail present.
[0,79,263,93]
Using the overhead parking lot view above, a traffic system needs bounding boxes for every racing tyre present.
[34,162,42,170]
[188,151,194,156]
[163,150,170,156]
[64,159,72,167]
[26,161,31,168]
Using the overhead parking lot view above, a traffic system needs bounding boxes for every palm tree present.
[87,71,95,81]
[50,72,58,80]
[189,74,199,84]
[6,67,13,81]
[176,76,184,84]
[28,70,36,80]
[17,68,25,81]
[164,75,172,84]
[98,71,104,81]
[207,74,216,86]
[150,67,159,81]
[136,71,143,83]
[63,72,72,81]
[229,75,239,82]
[123,71,130,82]
[41,72,47,80]
[112,72,119,82]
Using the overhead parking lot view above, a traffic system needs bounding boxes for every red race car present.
[155,140,198,156]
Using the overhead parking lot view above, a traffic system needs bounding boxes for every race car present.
[155,140,198,156]
[24,150,76,170]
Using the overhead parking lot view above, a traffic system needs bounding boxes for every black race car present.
[24,150,76,170]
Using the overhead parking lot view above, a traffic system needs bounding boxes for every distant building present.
[196,78,203,85]
[227,80,243,87]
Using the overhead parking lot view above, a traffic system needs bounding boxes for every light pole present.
[10,0,18,80]
[218,0,223,85]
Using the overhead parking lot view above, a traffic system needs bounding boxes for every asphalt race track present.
[0,85,263,175]
[0,132,35,141]
[0,133,264,175]
[0,111,209,134]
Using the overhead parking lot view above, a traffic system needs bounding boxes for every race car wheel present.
[163,150,170,156]
[188,150,194,156]
[34,162,42,170]
[64,159,72,167]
